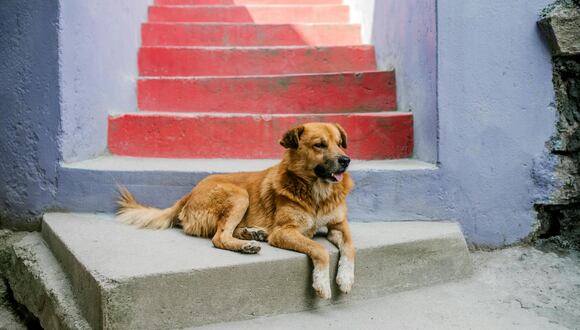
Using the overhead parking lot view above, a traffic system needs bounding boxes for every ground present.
[198,246,580,330]
[1,245,579,329]
[0,281,26,330]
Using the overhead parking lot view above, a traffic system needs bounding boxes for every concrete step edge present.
[2,233,91,330]
[62,156,436,174]
[138,70,390,80]
[142,22,359,26]
[41,213,472,329]
[139,44,374,50]
[151,4,348,8]
[108,111,409,118]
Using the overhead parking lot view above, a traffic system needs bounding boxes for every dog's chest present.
[312,212,336,229]
[302,206,345,237]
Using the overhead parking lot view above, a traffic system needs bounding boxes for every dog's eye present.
[313,143,327,149]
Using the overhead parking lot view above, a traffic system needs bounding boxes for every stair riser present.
[142,23,361,47]
[149,6,349,23]
[138,72,396,113]
[156,0,342,4]
[55,159,439,221]
[108,113,413,159]
[139,46,376,76]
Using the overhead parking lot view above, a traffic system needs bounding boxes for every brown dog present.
[116,122,355,299]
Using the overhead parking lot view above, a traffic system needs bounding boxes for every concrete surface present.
[42,212,472,329]
[0,0,60,230]
[55,156,440,221]
[2,233,90,330]
[198,246,580,330]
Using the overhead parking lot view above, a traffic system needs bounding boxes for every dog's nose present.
[338,156,351,167]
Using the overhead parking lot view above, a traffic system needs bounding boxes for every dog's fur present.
[117,122,355,299]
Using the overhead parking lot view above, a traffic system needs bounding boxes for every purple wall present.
[345,0,438,163]
[436,0,556,245]
[60,0,150,162]
[0,0,61,230]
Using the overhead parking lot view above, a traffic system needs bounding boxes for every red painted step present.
[141,23,361,47]
[138,71,396,113]
[139,46,376,76]
[108,112,413,160]
[148,5,349,24]
[155,0,342,4]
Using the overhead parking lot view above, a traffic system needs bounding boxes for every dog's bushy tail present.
[116,187,185,230]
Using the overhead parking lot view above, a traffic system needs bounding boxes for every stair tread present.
[62,155,436,173]
[43,212,471,329]
[152,4,347,8]
[44,212,465,278]
[156,0,343,4]
[138,70,388,80]
[140,45,372,49]
[111,111,406,117]
[143,22,358,26]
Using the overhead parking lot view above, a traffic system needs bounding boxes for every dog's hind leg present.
[211,190,261,254]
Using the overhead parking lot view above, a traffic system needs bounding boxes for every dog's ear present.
[335,123,348,149]
[279,125,305,149]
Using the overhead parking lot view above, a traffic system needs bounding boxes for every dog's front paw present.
[313,267,331,299]
[241,227,268,242]
[336,256,354,294]
[240,241,261,254]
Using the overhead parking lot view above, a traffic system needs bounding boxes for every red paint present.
[139,46,376,76]
[155,0,342,4]
[106,0,415,160]
[108,112,413,160]
[138,71,396,113]
[149,5,349,23]
[141,23,361,47]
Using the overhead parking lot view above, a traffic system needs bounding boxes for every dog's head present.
[280,122,350,183]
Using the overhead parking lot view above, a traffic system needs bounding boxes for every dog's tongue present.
[332,172,344,182]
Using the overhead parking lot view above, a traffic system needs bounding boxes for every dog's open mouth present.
[315,165,347,183]
[329,171,345,182]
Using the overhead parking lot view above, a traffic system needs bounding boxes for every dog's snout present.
[338,156,351,168]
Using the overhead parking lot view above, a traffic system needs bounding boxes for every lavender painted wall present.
[0,0,61,230]
[59,0,150,162]
[345,0,557,245]
[435,0,556,245]
[345,0,438,163]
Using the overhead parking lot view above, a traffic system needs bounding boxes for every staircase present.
[6,1,473,329]
[107,0,413,160]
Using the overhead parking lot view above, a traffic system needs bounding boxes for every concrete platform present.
[42,212,472,329]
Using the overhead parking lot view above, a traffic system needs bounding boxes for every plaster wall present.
[59,0,150,162]
[346,0,557,245]
[344,0,438,163]
[0,0,61,229]
[436,0,556,245]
